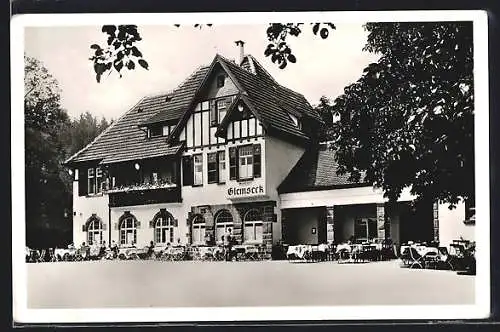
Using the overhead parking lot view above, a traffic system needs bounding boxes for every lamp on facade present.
[237,104,244,112]
[68,169,73,176]
[134,163,140,170]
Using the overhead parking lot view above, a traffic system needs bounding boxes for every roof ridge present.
[247,54,279,84]
[64,97,147,165]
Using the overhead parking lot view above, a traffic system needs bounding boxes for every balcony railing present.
[108,182,181,207]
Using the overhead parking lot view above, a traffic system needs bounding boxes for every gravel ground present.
[27,260,475,308]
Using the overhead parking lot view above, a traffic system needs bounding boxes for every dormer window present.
[149,125,163,138]
[288,113,301,129]
[217,75,225,88]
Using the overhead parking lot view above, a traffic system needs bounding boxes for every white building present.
[64,44,475,258]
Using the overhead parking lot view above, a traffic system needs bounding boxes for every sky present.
[24,24,380,121]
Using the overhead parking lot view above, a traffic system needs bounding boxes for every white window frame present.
[193,154,203,186]
[238,145,253,180]
[243,209,263,244]
[215,210,234,244]
[87,218,103,245]
[191,216,206,245]
[218,150,226,184]
[155,215,174,244]
[119,217,137,246]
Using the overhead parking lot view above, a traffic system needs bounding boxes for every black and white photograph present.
[11,11,490,323]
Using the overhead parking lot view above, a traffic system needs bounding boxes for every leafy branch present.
[90,25,149,83]
[264,23,336,69]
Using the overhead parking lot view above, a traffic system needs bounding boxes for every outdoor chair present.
[407,247,425,269]
[423,251,440,269]
[37,249,47,263]
[436,246,455,270]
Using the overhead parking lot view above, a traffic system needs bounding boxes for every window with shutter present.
[218,151,226,183]
[207,152,218,184]
[253,144,261,178]
[238,145,254,180]
[193,154,203,186]
[229,146,238,180]
[182,156,193,186]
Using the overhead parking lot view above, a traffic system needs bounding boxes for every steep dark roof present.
[65,66,210,165]
[64,95,181,165]
[140,66,210,126]
[278,146,368,193]
[217,55,322,140]
[66,53,322,166]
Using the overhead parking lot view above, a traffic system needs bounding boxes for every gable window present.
[154,211,175,244]
[229,144,261,181]
[354,218,377,243]
[217,75,225,88]
[87,168,95,195]
[215,209,234,244]
[191,215,206,245]
[218,151,226,184]
[193,154,203,186]
[238,145,253,180]
[119,215,137,246]
[243,209,263,243]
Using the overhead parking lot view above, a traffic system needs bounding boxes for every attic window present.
[149,125,163,138]
[217,75,225,88]
[165,95,172,102]
[288,113,301,129]
[137,108,143,113]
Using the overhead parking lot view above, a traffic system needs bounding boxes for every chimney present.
[235,40,245,65]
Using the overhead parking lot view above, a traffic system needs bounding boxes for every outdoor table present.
[287,245,313,261]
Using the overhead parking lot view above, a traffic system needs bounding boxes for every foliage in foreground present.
[329,22,474,208]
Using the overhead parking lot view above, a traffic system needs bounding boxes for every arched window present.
[215,209,234,243]
[243,209,263,243]
[155,211,175,244]
[191,215,206,245]
[119,214,137,245]
[87,217,103,245]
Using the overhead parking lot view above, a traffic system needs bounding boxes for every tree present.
[329,22,474,207]
[314,96,335,141]
[89,23,336,82]
[25,55,72,248]
[63,111,111,157]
